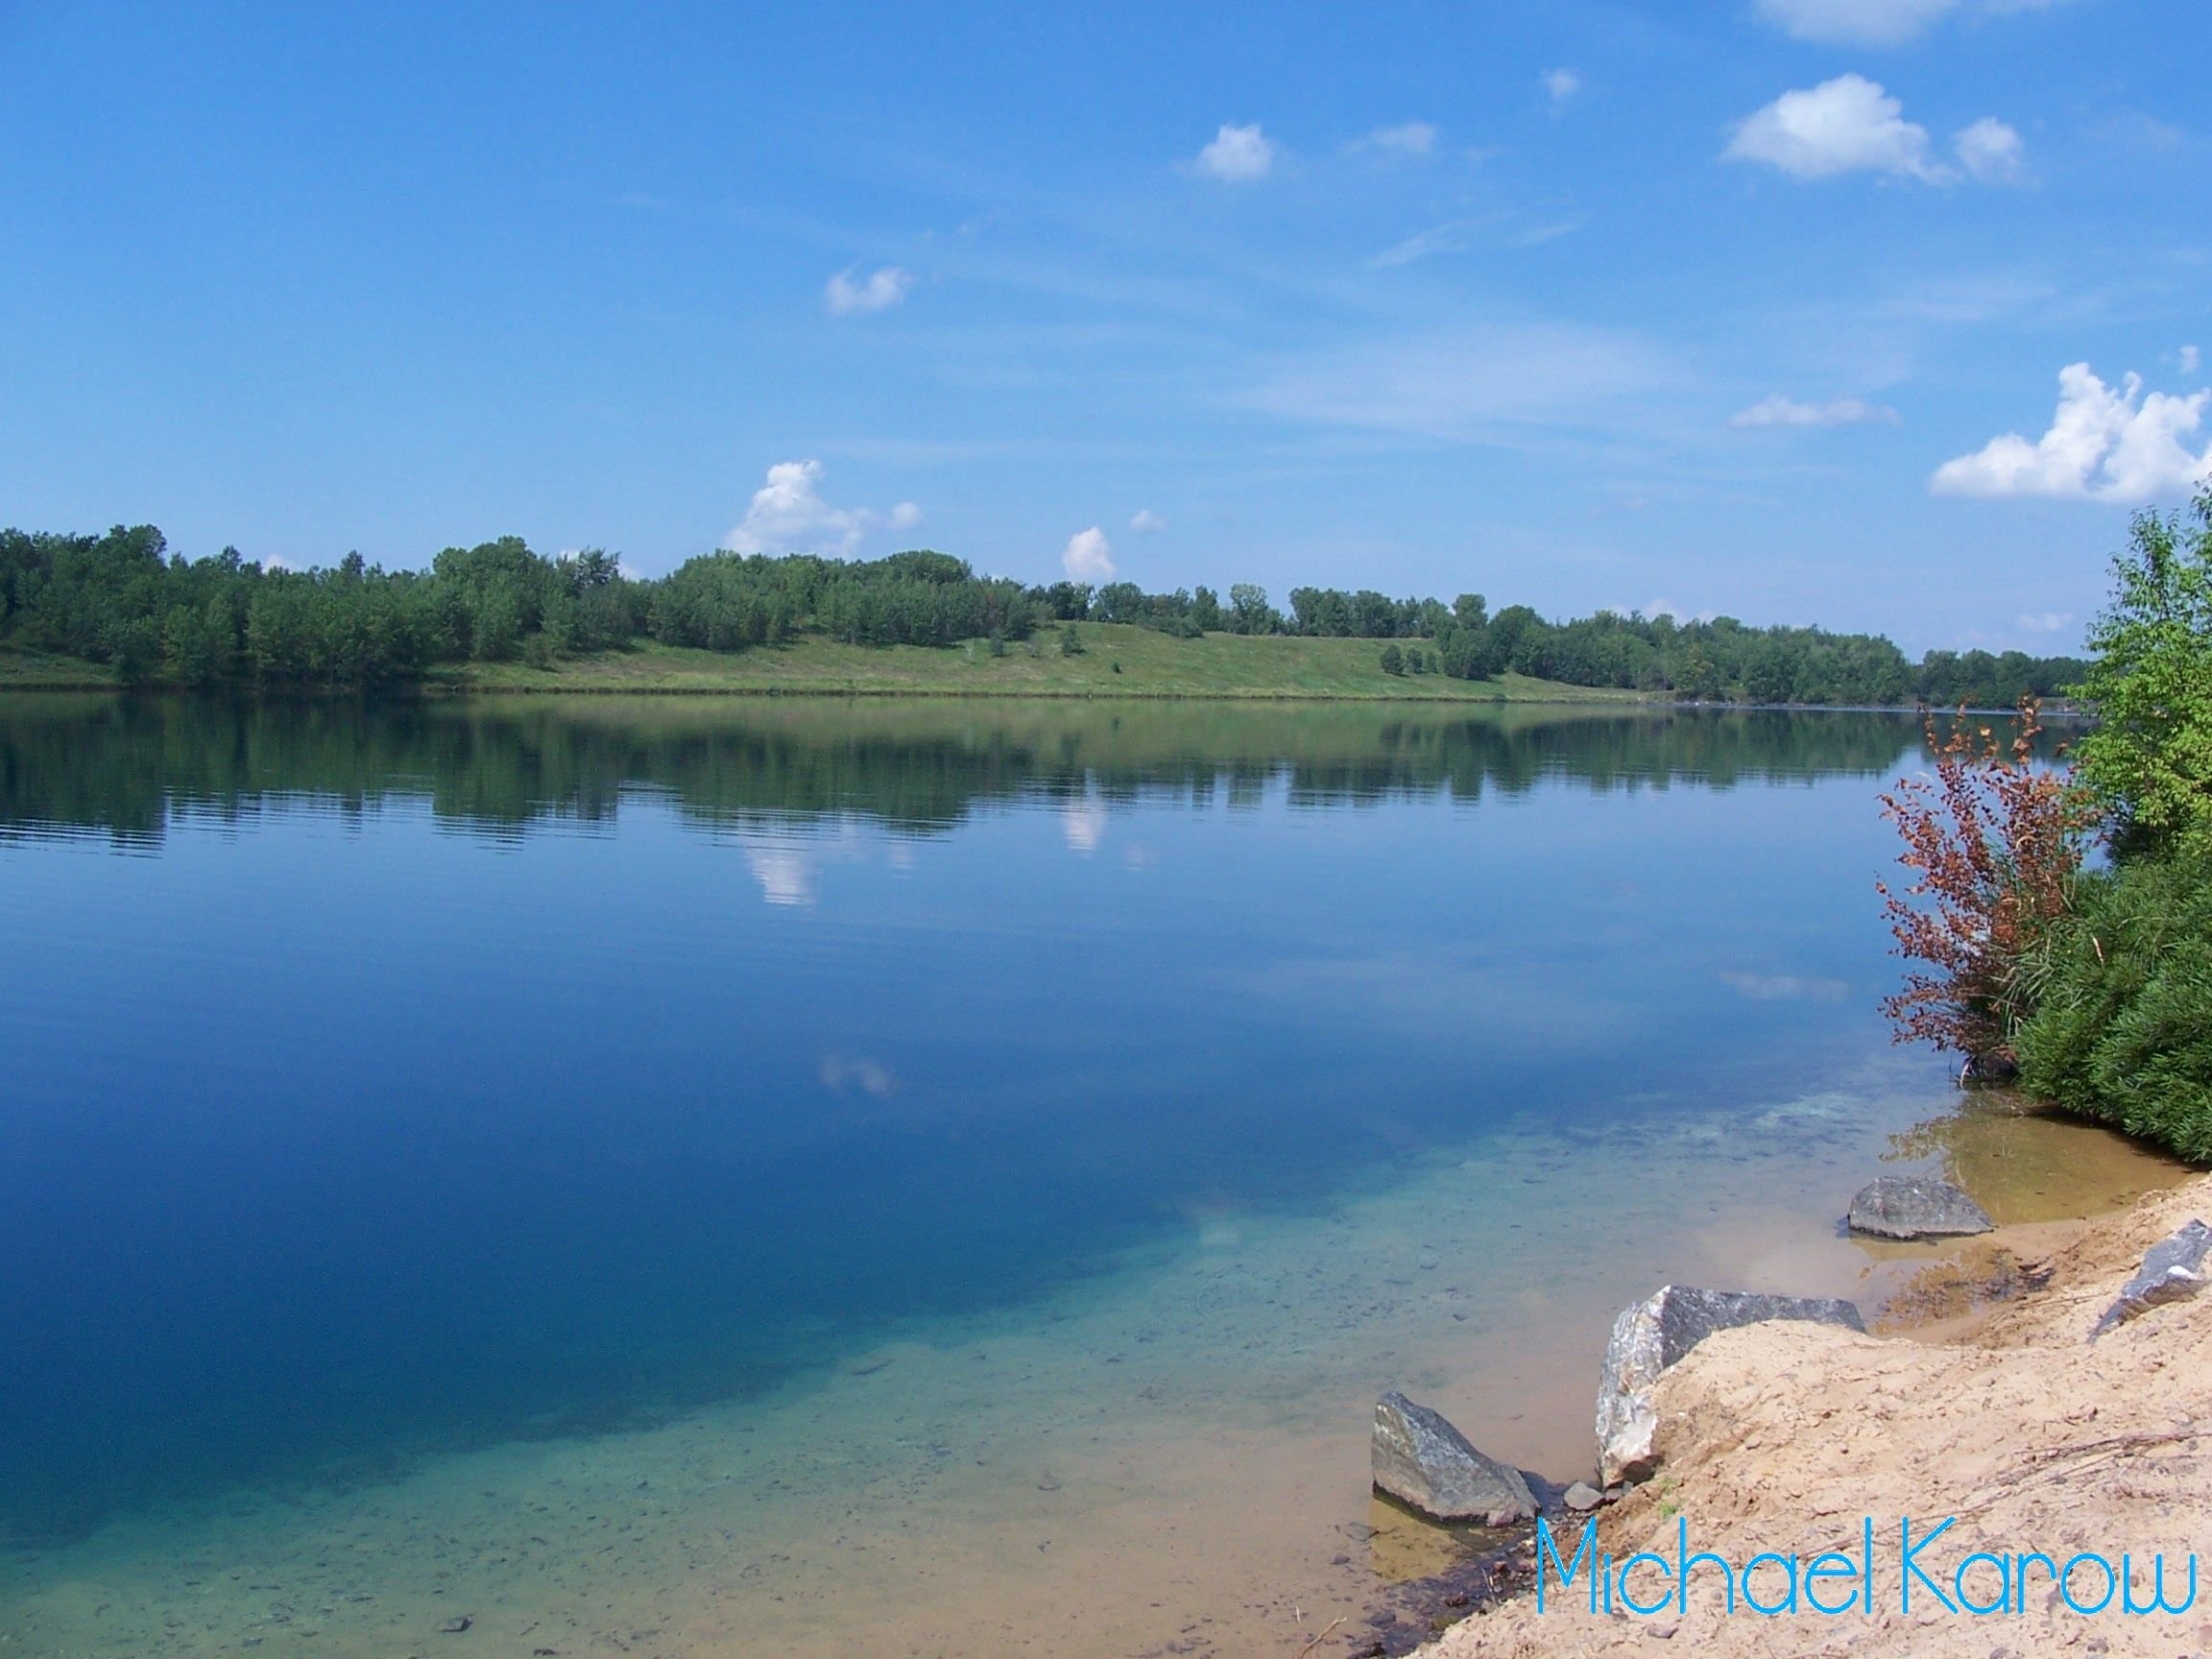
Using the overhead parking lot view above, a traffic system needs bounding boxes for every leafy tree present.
[2073,490,2212,855]
[1226,584,1279,635]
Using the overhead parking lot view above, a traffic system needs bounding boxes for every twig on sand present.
[1292,1615,1346,1657]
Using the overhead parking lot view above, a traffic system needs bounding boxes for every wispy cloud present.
[1542,68,1581,110]
[1192,123,1276,182]
[1358,122,1437,157]
[2018,611,2074,634]
[1128,509,1167,533]
[1731,394,1902,428]
[724,459,921,555]
[1368,215,1576,268]
[1369,218,1486,268]
[1932,364,2212,500]
[825,265,914,315]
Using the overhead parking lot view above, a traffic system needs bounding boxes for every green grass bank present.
[0,626,1644,702]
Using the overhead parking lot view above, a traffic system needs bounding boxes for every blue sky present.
[2,1,2204,652]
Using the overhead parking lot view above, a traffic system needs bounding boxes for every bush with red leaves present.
[1877,698,2094,1069]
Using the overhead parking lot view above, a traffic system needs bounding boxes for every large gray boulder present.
[2091,1218,2212,1340]
[1371,1391,1537,1526]
[1597,1286,1865,1485]
[1847,1174,1994,1240]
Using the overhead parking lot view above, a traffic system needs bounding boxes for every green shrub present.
[2016,850,2212,1162]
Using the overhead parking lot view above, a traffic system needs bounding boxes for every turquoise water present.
[0,696,2068,1655]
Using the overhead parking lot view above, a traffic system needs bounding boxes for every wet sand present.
[2,1083,2189,1659]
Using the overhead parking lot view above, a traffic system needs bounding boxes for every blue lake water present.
[0,696,2172,1658]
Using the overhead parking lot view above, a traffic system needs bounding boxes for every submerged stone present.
[1847,1174,1994,1240]
[1371,1391,1537,1526]
[2091,1217,2212,1340]
[1597,1286,1865,1486]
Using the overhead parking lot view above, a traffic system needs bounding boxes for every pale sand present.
[1422,1172,2212,1659]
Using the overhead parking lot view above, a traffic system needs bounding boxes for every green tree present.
[1227,584,1276,635]
[2074,490,2212,855]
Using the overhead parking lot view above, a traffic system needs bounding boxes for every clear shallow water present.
[0,696,2161,1657]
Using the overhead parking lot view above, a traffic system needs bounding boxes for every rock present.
[2091,1218,2212,1340]
[437,1615,472,1634]
[1846,1174,1994,1240]
[1562,1480,1602,1512]
[1597,1286,1865,1485]
[1371,1391,1537,1525]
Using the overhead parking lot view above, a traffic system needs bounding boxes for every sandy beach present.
[1422,1171,2212,1658]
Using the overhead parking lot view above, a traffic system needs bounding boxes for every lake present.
[0,695,2176,1658]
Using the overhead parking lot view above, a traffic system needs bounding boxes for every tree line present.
[1,522,2082,707]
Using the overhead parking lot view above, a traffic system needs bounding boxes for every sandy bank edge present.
[1417,1174,2212,1659]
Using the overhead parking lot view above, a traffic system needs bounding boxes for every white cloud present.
[825,265,914,316]
[1360,121,1437,156]
[1128,509,1167,534]
[1931,364,2212,501]
[2018,611,2074,634]
[1726,77,2023,186]
[1193,123,1276,182]
[723,459,921,556]
[1752,0,2065,46]
[1063,527,1116,581]
[2182,345,2203,376]
[1725,75,1942,180]
[1731,394,1902,428]
[1542,68,1581,108]
[1954,116,2027,184]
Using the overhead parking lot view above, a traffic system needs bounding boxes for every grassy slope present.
[0,626,1644,701]
[0,647,120,689]
[431,628,1640,701]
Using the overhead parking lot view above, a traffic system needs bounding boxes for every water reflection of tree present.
[0,696,1931,847]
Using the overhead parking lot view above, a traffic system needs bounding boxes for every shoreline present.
[0,675,2075,716]
[1400,1126,2210,1658]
